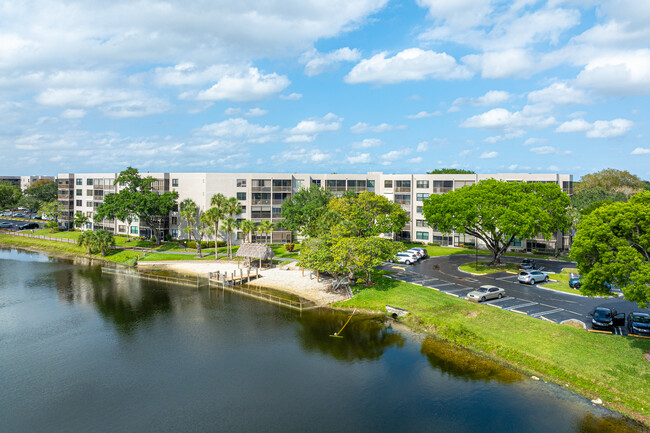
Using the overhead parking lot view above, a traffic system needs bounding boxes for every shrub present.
[186,240,217,249]
[285,243,295,252]
[429,242,440,246]
[165,233,172,242]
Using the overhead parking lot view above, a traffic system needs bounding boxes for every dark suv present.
[18,222,39,230]
[627,312,650,336]
[590,307,625,330]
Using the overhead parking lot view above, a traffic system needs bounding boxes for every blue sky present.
[1,0,649,179]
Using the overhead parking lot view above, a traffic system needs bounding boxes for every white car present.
[466,285,505,302]
[406,249,424,259]
[395,252,419,265]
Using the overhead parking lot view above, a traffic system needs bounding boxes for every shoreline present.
[3,240,649,429]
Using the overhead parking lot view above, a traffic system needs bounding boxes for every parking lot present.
[0,218,44,231]
[380,254,650,338]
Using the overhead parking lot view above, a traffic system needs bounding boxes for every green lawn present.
[337,273,650,426]
[458,261,521,274]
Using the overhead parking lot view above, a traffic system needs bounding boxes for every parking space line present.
[433,282,455,288]
[485,297,514,304]
[628,333,650,339]
[505,302,538,311]
[444,287,472,293]
[495,275,517,281]
[444,292,459,297]
[530,308,564,318]
[587,329,612,334]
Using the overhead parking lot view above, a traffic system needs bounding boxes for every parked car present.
[519,259,536,270]
[406,249,424,260]
[569,274,581,289]
[466,285,505,302]
[590,307,625,330]
[13,213,27,218]
[517,270,549,285]
[627,312,650,335]
[395,252,419,265]
[18,222,39,230]
[409,247,428,258]
[2,211,12,217]
[0,221,13,229]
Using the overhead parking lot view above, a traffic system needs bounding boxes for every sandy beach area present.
[137,260,348,306]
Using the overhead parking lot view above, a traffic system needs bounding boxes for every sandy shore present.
[137,260,349,306]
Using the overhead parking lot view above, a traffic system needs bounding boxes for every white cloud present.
[528,82,590,105]
[198,118,278,141]
[480,151,498,159]
[556,118,633,138]
[380,149,411,165]
[302,47,361,76]
[587,119,633,138]
[353,138,382,148]
[61,109,86,119]
[483,130,525,143]
[36,88,130,108]
[350,122,406,133]
[272,147,331,164]
[286,113,342,143]
[575,50,650,95]
[195,68,290,102]
[345,48,472,84]
[245,108,268,117]
[462,49,539,79]
[631,147,650,155]
[280,93,302,100]
[154,63,233,86]
[530,146,571,155]
[416,142,428,152]
[555,119,592,133]
[461,107,555,131]
[524,138,547,146]
[346,153,371,164]
[405,110,442,119]
[224,107,241,116]
[453,90,512,107]
[408,156,423,163]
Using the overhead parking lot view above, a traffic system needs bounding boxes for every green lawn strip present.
[336,275,650,425]
[458,261,521,274]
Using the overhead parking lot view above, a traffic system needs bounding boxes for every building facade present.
[57,171,573,251]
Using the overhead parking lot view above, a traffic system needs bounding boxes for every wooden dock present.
[208,268,261,286]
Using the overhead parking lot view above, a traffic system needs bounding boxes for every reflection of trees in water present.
[297,309,406,362]
[420,337,523,384]
[576,413,649,433]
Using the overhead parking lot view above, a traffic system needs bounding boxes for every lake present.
[0,247,646,433]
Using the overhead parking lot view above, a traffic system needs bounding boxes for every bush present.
[409,241,424,245]
[186,240,216,249]
[429,242,440,246]
[165,233,172,242]
[284,243,295,252]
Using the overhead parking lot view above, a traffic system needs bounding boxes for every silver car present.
[395,252,418,265]
[466,285,505,302]
[518,270,549,285]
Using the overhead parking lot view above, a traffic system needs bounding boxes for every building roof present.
[235,243,275,260]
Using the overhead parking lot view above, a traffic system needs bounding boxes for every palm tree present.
[73,212,89,231]
[221,217,238,258]
[78,230,96,255]
[180,198,198,249]
[258,220,274,244]
[203,207,224,259]
[224,196,242,217]
[239,220,256,243]
[95,229,116,256]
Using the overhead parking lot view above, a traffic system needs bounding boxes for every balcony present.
[394,186,411,193]
[251,199,271,205]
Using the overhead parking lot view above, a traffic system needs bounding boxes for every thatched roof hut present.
[236,243,274,265]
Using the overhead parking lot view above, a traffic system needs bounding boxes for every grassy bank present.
[336,274,650,426]
[458,261,520,274]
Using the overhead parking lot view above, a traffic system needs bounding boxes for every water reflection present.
[577,413,649,433]
[421,337,523,383]
[297,309,406,361]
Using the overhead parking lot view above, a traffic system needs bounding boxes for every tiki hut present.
[235,243,275,267]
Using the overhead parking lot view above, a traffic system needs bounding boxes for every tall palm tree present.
[73,212,89,231]
[78,230,96,254]
[221,217,238,258]
[203,207,223,259]
[224,196,242,217]
[258,220,274,244]
[180,198,198,247]
[95,229,116,256]
[239,219,256,243]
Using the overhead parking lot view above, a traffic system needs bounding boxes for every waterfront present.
[0,247,646,433]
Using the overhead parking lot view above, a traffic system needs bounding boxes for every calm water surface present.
[0,248,646,433]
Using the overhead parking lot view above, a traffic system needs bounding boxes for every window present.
[86,222,92,229]
[171,217,178,225]
[416,193,429,201]
[86,201,92,207]
[173,204,178,212]
[272,207,282,216]
[130,226,139,235]
[416,180,429,189]
[416,220,428,227]
[171,229,178,238]
[237,179,246,187]
[367,180,375,188]
[293,179,304,189]
[236,232,245,240]
[76,178,82,185]
[240,206,246,214]
[384,180,393,188]
[172,178,179,187]
[416,206,423,214]
[312,179,321,187]
[118,225,126,232]
[86,179,93,185]
[513,238,522,247]
[394,194,410,204]
[237,192,246,200]
[416,232,430,240]
[86,190,93,196]
[76,189,82,196]
[76,200,82,206]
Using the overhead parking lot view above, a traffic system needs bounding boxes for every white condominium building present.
[57,171,573,251]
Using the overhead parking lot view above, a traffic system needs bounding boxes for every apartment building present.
[0,175,55,190]
[57,171,573,251]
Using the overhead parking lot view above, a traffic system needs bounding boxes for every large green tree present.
[327,191,410,238]
[95,167,178,245]
[24,180,57,204]
[0,181,21,209]
[279,183,333,237]
[570,191,650,307]
[572,187,627,212]
[41,201,62,232]
[575,168,645,196]
[422,179,571,265]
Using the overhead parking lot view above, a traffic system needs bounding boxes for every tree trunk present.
[196,235,202,257]
[213,223,219,260]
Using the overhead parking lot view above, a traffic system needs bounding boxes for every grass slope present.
[336,274,650,426]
